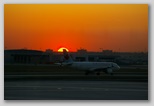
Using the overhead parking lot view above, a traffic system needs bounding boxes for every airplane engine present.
[107,68,113,74]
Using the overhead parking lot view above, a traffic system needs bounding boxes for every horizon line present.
[4,48,148,53]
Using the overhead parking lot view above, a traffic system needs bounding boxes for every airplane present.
[56,49,120,75]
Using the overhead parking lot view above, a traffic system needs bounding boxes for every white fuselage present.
[66,62,120,71]
[59,49,120,75]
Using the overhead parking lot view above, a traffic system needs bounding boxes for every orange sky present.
[4,4,148,52]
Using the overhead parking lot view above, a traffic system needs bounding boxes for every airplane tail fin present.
[62,49,73,63]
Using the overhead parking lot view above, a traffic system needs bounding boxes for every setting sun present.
[58,47,69,52]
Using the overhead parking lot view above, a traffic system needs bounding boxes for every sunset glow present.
[4,4,148,52]
[58,47,69,52]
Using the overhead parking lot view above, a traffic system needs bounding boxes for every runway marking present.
[5,89,148,92]
[5,74,148,77]
[5,81,148,85]
[5,86,148,92]
[57,88,62,90]
[5,85,148,88]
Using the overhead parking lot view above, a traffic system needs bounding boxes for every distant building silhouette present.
[4,49,50,64]
[4,49,148,65]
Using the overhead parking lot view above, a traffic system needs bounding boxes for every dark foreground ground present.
[4,64,148,100]
[5,80,148,100]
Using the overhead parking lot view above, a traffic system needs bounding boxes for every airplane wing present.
[89,67,107,71]
[89,63,115,71]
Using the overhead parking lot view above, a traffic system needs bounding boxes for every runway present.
[4,64,148,100]
[4,80,148,100]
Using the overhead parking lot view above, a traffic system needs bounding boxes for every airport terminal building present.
[4,49,148,65]
[4,49,50,64]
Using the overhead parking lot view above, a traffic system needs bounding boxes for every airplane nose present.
[117,65,120,70]
[113,63,120,70]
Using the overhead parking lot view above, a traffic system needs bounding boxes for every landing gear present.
[85,71,89,75]
[104,71,108,74]
[96,72,100,75]
[84,71,101,76]
[110,73,114,75]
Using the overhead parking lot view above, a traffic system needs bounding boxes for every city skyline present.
[4,48,148,53]
[4,4,148,52]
